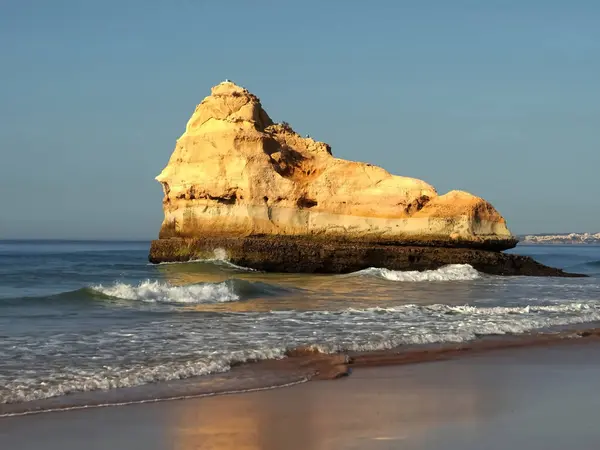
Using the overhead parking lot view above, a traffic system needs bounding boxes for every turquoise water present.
[1,240,599,411]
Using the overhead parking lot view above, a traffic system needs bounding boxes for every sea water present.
[1,240,599,413]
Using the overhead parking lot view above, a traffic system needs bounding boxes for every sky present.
[1,0,598,239]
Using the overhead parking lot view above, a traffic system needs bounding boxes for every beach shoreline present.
[3,324,600,418]
[2,340,600,449]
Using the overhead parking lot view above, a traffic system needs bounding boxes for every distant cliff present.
[520,233,600,245]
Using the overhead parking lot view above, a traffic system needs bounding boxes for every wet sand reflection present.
[169,362,495,450]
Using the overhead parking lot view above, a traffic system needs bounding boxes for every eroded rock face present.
[155,81,515,249]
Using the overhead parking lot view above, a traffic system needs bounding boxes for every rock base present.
[148,236,584,277]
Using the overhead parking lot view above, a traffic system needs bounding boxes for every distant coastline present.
[519,233,600,245]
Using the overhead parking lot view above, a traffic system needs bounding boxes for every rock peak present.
[182,82,273,136]
[211,80,248,96]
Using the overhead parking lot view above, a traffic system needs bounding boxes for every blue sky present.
[1,1,598,239]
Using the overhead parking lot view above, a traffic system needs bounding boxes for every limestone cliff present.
[155,81,515,250]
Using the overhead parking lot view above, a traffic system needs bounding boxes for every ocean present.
[1,240,600,415]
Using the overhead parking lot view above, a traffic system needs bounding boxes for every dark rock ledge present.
[149,236,585,277]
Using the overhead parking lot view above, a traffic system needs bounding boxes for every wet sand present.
[2,343,600,449]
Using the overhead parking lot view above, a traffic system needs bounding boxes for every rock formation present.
[155,81,513,247]
[149,81,582,277]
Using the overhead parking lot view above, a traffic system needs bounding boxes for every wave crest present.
[153,248,256,272]
[92,280,240,304]
[354,264,481,281]
[342,302,597,316]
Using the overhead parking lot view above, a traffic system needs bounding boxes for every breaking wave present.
[92,279,291,304]
[353,264,481,281]
[93,280,240,304]
[152,248,256,272]
[0,279,297,308]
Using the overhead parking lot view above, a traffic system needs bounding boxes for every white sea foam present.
[3,300,600,405]
[0,378,310,418]
[0,347,287,405]
[92,280,240,304]
[339,302,598,317]
[152,248,256,271]
[206,248,257,271]
[355,264,481,281]
[305,302,600,353]
[212,248,228,261]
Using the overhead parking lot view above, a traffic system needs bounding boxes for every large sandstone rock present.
[154,81,515,251]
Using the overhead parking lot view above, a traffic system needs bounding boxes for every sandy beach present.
[2,342,600,450]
